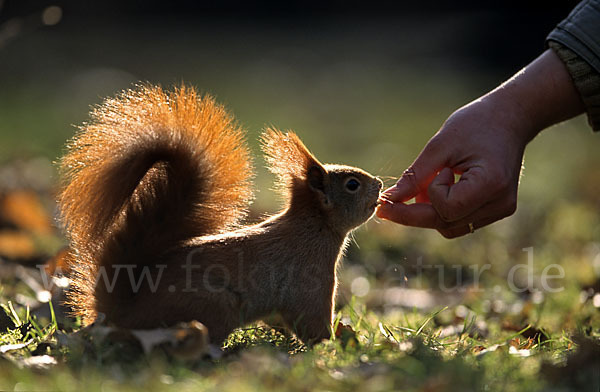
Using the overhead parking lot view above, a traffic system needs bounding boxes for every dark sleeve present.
[547,0,600,72]
[546,0,600,131]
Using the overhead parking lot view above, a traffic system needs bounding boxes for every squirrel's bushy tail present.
[58,85,253,323]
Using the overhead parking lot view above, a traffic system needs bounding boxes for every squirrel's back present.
[58,85,254,323]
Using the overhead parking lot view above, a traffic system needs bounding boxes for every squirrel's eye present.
[345,178,361,192]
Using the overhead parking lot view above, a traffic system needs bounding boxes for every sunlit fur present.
[58,85,381,344]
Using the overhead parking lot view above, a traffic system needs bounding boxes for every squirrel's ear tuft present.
[261,128,327,201]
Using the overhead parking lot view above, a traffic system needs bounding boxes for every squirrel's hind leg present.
[282,304,333,345]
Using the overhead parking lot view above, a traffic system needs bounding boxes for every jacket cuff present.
[548,40,600,132]
[546,0,600,74]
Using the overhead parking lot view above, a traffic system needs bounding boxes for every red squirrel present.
[58,85,382,344]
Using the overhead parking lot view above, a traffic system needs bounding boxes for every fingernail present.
[381,186,397,196]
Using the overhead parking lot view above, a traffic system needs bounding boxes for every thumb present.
[382,141,447,203]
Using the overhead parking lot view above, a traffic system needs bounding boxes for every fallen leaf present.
[521,338,535,350]
[21,355,57,370]
[0,230,36,259]
[501,322,548,343]
[471,345,486,354]
[509,345,532,357]
[509,337,520,348]
[0,191,53,234]
[166,320,211,360]
[0,340,33,354]
[475,343,506,357]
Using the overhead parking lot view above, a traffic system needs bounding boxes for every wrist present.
[485,49,585,145]
[482,82,539,148]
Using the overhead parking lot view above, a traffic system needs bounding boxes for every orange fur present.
[59,85,253,321]
[58,84,382,344]
[262,128,321,201]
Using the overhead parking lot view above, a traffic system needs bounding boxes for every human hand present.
[376,98,527,238]
[376,49,585,238]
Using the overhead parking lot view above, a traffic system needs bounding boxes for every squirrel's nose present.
[376,177,383,190]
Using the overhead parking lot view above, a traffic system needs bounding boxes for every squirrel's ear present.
[262,128,327,202]
[307,164,331,207]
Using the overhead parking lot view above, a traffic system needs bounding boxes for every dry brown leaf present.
[471,345,486,354]
[0,191,53,234]
[164,320,211,360]
[502,322,548,343]
[521,337,535,350]
[509,337,520,348]
[0,230,36,259]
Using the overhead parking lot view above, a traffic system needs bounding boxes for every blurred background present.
[0,0,598,327]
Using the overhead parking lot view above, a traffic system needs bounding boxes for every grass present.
[1,18,600,392]
[0,291,598,391]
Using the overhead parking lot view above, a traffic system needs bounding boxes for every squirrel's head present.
[262,129,382,234]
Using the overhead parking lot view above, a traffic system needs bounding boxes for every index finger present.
[382,141,448,203]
